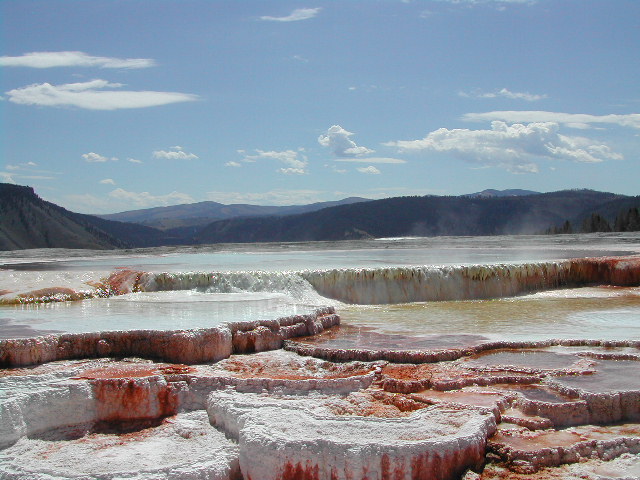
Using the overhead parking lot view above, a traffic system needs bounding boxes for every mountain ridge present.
[194,189,626,244]
[97,197,370,230]
[2,183,639,251]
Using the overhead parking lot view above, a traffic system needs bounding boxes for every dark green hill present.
[0,183,182,250]
[195,190,624,244]
[574,195,640,224]
[1,183,633,250]
[0,184,124,250]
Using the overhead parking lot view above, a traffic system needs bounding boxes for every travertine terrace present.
[1,255,640,479]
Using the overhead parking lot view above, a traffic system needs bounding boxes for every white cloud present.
[152,146,199,160]
[225,161,242,168]
[260,8,321,22]
[241,149,308,174]
[335,157,406,164]
[0,51,156,69]
[385,121,622,174]
[6,161,38,171]
[318,125,374,157]
[6,79,198,110]
[278,168,306,175]
[82,152,117,163]
[462,111,640,129]
[100,178,116,185]
[128,158,143,164]
[459,88,547,101]
[108,188,195,208]
[357,166,381,175]
[1,162,57,183]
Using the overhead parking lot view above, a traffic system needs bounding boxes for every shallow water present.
[1,233,639,340]
[337,287,640,341]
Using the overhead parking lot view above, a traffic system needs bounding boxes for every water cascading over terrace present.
[107,256,640,305]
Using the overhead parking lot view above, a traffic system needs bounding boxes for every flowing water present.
[1,233,639,341]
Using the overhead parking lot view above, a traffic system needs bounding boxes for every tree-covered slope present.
[195,190,624,244]
[0,184,124,250]
[0,184,182,250]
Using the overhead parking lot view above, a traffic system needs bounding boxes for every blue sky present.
[1,0,639,214]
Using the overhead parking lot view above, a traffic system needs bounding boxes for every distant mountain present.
[2,184,636,251]
[195,190,625,244]
[0,183,182,250]
[466,189,540,198]
[98,197,370,230]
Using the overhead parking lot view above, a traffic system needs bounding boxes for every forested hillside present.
[0,184,179,250]
[195,190,625,243]
[2,183,638,250]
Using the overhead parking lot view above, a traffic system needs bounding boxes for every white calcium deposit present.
[0,411,240,480]
[207,390,497,480]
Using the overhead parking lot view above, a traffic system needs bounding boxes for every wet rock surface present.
[1,326,640,479]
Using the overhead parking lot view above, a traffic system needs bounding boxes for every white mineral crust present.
[207,390,496,480]
[0,411,240,480]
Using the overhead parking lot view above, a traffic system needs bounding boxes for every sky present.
[1,0,639,214]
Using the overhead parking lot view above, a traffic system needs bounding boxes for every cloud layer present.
[260,8,321,22]
[0,51,156,69]
[463,111,640,130]
[6,79,198,110]
[82,152,117,163]
[459,88,547,101]
[152,146,199,160]
[242,149,308,174]
[386,121,622,173]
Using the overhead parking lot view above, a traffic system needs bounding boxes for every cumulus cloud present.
[6,79,198,110]
[260,8,321,22]
[128,158,143,164]
[241,149,308,174]
[459,88,547,101]
[318,125,375,157]
[225,161,242,168]
[357,166,381,175]
[0,51,156,69]
[99,178,116,185]
[463,111,640,129]
[82,152,117,163]
[108,188,195,208]
[152,146,199,160]
[385,121,622,174]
